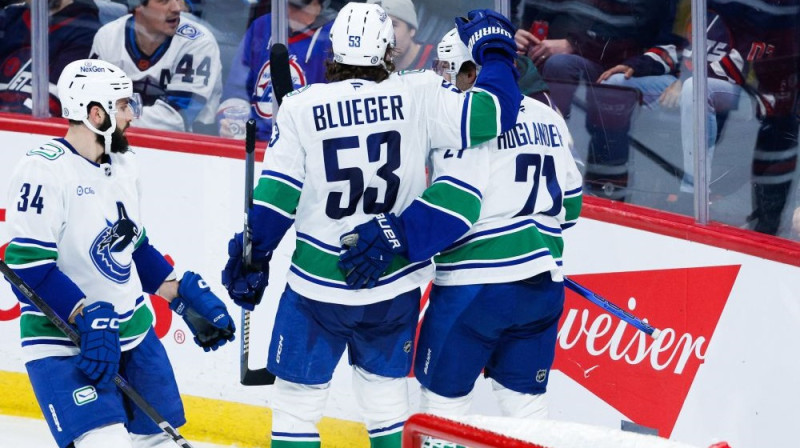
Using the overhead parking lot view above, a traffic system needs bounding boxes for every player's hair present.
[458,61,477,77]
[325,48,396,83]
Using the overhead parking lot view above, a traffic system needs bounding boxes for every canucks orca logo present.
[89,202,139,283]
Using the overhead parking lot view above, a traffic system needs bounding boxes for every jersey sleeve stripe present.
[564,195,583,223]
[4,242,58,267]
[565,186,583,197]
[253,200,294,219]
[261,170,303,189]
[133,227,148,249]
[467,89,501,146]
[7,238,56,249]
[254,177,301,215]
[434,176,483,199]
[417,183,481,226]
[460,91,471,149]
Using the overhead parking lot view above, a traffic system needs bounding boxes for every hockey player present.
[220,3,520,447]
[90,0,222,133]
[218,0,335,141]
[340,28,583,420]
[3,59,235,448]
[434,28,555,109]
[0,0,101,116]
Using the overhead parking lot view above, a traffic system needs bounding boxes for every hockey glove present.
[171,271,236,352]
[74,301,121,385]
[338,213,407,290]
[221,232,271,311]
[455,9,517,66]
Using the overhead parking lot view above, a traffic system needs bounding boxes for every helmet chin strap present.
[81,111,118,155]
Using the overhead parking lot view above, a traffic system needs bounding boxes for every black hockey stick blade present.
[0,260,194,448]
[241,367,276,386]
[270,43,294,107]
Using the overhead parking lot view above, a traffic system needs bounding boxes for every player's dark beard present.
[95,114,130,154]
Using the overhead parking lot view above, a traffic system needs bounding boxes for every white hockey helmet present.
[433,28,474,77]
[58,59,133,122]
[330,2,395,67]
[58,59,135,153]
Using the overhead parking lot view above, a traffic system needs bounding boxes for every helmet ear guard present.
[330,2,395,67]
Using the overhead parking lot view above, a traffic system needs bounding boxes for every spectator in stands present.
[90,0,222,133]
[668,2,799,236]
[218,0,334,141]
[0,0,101,116]
[368,0,435,71]
[515,0,678,202]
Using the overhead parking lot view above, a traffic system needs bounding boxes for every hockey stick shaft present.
[0,260,193,448]
[238,43,294,386]
[564,277,661,339]
[240,119,274,386]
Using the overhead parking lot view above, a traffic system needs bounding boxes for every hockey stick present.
[0,260,193,448]
[240,118,274,386]
[564,277,661,339]
[239,43,294,386]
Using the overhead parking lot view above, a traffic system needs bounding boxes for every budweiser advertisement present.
[1,127,799,448]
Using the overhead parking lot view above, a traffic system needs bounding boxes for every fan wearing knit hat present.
[367,0,435,71]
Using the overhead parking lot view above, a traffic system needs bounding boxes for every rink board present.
[0,116,798,448]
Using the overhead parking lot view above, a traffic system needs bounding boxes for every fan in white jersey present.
[3,59,234,448]
[221,4,521,448]
[90,0,222,133]
[340,28,584,422]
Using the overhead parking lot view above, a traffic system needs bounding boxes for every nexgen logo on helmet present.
[330,2,395,67]
[79,64,106,73]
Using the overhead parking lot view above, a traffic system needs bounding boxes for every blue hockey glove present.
[221,232,271,311]
[171,271,236,352]
[455,9,517,65]
[74,301,121,385]
[338,213,407,290]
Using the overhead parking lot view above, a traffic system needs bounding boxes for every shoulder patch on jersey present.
[286,85,311,97]
[176,23,203,40]
[27,143,65,160]
[397,69,428,76]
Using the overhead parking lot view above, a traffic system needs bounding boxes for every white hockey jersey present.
[90,13,222,132]
[254,70,513,305]
[427,97,584,285]
[5,139,154,361]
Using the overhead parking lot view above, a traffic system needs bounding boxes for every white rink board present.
[1,128,799,448]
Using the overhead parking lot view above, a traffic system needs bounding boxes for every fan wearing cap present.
[89,0,222,133]
[220,3,521,447]
[218,0,336,141]
[3,59,235,448]
[366,0,435,71]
